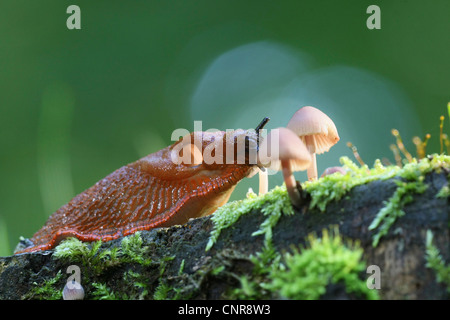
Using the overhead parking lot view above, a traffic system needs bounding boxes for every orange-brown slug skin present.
[15,129,260,254]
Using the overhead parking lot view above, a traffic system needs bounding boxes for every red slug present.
[15,119,269,254]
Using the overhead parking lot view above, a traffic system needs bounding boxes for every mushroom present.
[287,106,340,181]
[258,127,312,207]
[62,280,85,300]
[321,166,347,177]
[258,167,268,195]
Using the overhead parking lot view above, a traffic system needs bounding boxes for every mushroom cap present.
[258,127,312,171]
[287,106,340,154]
[63,281,85,300]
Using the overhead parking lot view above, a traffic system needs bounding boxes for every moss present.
[51,232,175,300]
[369,179,427,247]
[309,155,450,247]
[152,258,189,300]
[425,230,450,291]
[304,155,450,212]
[37,154,448,300]
[206,186,293,251]
[207,154,450,252]
[232,227,379,300]
[367,155,450,246]
[27,270,63,300]
[153,282,172,300]
[91,282,122,300]
[436,184,450,198]
[53,238,119,275]
[120,232,153,266]
[89,269,155,300]
[53,232,152,274]
[304,157,395,212]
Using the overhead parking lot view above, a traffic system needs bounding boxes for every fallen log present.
[0,156,448,300]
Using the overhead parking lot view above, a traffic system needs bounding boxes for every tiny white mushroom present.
[63,280,85,300]
[258,127,311,207]
[258,168,269,195]
[287,106,340,181]
[321,166,347,177]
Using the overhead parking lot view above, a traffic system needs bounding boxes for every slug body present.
[16,128,262,254]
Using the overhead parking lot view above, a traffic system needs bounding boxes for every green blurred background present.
[0,0,449,255]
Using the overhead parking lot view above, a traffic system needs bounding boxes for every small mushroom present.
[258,167,269,195]
[258,127,311,207]
[321,166,347,177]
[62,280,85,300]
[287,106,340,181]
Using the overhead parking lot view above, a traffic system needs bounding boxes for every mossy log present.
[0,169,448,300]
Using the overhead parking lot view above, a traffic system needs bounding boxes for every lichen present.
[232,227,379,300]
[425,230,450,292]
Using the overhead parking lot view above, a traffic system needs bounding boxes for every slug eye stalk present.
[255,117,270,147]
[244,117,270,163]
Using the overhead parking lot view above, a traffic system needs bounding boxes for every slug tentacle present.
[15,122,270,254]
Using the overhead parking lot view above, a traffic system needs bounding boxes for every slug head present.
[135,118,269,180]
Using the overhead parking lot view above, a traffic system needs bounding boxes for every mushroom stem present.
[258,168,268,195]
[281,159,302,208]
[306,152,317,181]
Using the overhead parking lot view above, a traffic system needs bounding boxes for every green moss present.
[41,155,448,300]
[53,232,152,274]
[27,270,63,300]
[207,155,450,252]
[304,157,395,212]
[436,185,450,198]
[152,257,202,300]
[367,155,450,246]
[91,282,122,300]
[369,179,427,247]
[232,227,379,300]
[120,232,153,266]
[53,238,117,275]
[51,232,170,300]
[425,230,450,291]
[89,255,175,300]
[207,154,450,252]
[153,282,172,300]
[122,269,150,299]
[304,155,450,212]
[206,186,293,251]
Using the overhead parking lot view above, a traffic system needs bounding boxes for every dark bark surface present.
[0,171,448,300]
